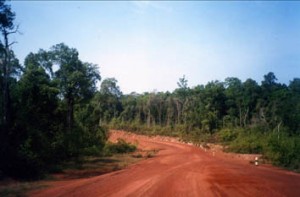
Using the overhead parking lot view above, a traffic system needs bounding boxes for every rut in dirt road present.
[31,131,300,197]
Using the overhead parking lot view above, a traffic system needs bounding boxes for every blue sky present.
[10,1,300,93]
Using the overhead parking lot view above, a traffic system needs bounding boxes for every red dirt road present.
[31,131,300,197]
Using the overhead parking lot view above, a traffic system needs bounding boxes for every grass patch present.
[145,149,159,158]
[51,153,143,180]
[103,138,137,155]
[0,153,143,196]
[132,153,143,158]
[0,138,159,196]
[49,139,149,180]
[131,149,159,159]
[0,181,47,197]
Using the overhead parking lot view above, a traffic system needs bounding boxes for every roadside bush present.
[264,134,300,170]
[13,137,46,179]
[82,145,103,156]
[218,128,238,142]
[174,124,187,134]
[227,131,264,154]
[181,128,207,143]
[104,138,137,155]
[132,153,143,158]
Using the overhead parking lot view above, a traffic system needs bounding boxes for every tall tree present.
[50,43,100,132]
[225,77,243,126]
[242,78,260,125]
[97,78,122,124]
[11,54,60,177]
[0,0,18,130]
[174,75,189,125]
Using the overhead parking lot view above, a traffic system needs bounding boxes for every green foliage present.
[82,145,103,156]
[218,128,238,142]
[180,128,212,144]
[227,132,264,154]
[221,127,266,154]
[96,74,300,170]
[1,0,300,177]
[104,139,137,155]
[223,128,300,170]
[264,134,300,170]
[16,137,45,179]
[0,40,105,179]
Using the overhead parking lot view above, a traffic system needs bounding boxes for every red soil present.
[30,130,300,197]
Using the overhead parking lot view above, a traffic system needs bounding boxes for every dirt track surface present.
[31,131,300,197]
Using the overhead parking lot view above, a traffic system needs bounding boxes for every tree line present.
[101,74,300,137]
[99,74,300,170]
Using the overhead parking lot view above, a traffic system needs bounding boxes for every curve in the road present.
[31,131,300,197]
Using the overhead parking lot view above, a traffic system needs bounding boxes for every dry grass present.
[51,153,145,180]
[0,145,159,196]
[0,181,47,197]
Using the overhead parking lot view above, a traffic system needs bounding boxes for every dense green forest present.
[0,1,106,179]
[0,1,299,179]
[103,74,300,169]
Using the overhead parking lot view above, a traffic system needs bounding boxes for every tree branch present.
[8,41,17,47]
[7,24,20,35]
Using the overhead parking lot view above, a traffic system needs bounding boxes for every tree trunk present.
[175,100,181,125]
[158,103,162,126]
[166,105,172,127]
[167,113,170,126]
[137,106,141,122]
[147,108,151,127]
[277,121,282,140]
[166,99,173,126]
[183,98,189,126]
[2,30,11,130]
[67,98,74,132]
[239,105,242,127]
[243,107,249,127]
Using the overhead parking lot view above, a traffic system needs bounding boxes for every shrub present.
[264,134,300,170]
[218,128,238,142]
[82,145,103,156]
[104,138,137,155]
[132,153,143,158]
[227,130,264,154]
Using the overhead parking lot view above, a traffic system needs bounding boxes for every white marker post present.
[255,157,258,166]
